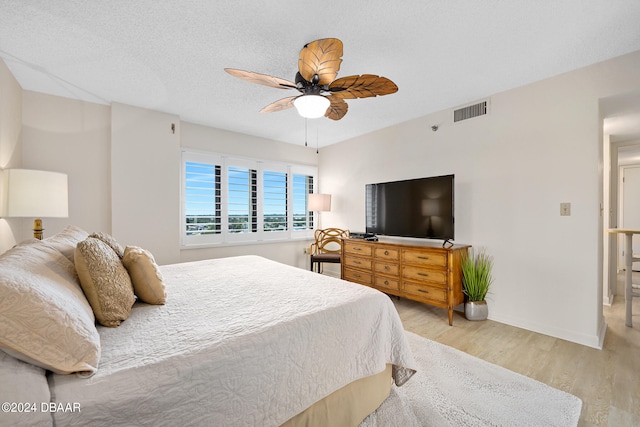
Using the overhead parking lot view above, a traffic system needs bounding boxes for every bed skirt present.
[281,364,393,427]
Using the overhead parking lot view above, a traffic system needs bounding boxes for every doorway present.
[620,164,640,272]
[601,90,640,306]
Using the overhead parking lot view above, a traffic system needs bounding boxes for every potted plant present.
[461,247,493,321]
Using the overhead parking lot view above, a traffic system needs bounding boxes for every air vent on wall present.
[453,101,488,122]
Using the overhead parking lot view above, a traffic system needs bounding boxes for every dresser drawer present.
[374,261,399,276]
[402,250,447,268]
[343,268,373,285]
[344,241,373,256]
[344,256,372,270]
[374,247,399,261]
[402,265,447,285]
[403,282,447,303]
[374,276,400,291]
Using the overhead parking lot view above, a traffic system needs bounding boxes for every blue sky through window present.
[185,158,314,235]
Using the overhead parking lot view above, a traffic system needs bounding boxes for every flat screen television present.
[365,174,454,241]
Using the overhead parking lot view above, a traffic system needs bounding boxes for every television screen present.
[365,174,454,240]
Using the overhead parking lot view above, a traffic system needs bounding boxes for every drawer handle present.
[418,272,430,277]
[353,247,362,251]
[354,274,361,278]
[416,289,430,294]
[384,280,389,285]
[384,265,390,270]
[417,256,430,260]
[384,250,389,255]
[353,260,361,265]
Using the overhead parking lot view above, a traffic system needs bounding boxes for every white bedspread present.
[49,255,416,426]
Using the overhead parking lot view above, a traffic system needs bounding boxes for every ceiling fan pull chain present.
[304,118,308,147]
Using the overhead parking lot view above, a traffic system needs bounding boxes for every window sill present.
[180,234,313,250]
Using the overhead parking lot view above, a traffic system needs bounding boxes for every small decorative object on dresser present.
[461,247,494,321]
[341,237,470,325]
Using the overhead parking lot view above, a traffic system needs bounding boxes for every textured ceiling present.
[1,1,640,148]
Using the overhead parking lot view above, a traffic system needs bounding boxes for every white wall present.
[21,92,111,242]
[181,121,319,165]
[0,59,23,252]
[1,86,111,249]
[111,103,181,265]
[319,50,640,348]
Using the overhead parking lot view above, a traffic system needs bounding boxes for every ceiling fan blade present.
[325,96,348,120]
[224,68,297,90]
[259,96,299,114]
[298,38,343,86]
[329,74,398,99]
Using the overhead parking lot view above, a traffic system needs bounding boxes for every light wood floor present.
[393,273,640,427]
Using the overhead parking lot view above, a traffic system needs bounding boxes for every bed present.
[0,226,416,427]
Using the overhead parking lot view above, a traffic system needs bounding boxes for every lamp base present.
[33,218,44,240]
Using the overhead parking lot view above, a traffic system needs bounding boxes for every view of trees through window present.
[184,156,315,241]
[292,174,314,230]
[228,166,258,233]
[185,161,221,236]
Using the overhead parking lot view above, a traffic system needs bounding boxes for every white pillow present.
[43,224,89,264]
[0,240,101,375]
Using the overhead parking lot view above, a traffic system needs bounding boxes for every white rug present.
[361,331,582,427]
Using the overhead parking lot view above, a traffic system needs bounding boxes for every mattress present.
[0,351,52,427]
[49,255,416,426]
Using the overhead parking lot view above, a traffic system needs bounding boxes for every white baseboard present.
[603,292,614,306]
[488,313,604,350]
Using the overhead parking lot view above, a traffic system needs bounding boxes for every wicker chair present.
[309,228,349,273]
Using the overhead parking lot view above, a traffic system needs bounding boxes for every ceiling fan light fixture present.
[226,38,397,121]
[294,95,330,119]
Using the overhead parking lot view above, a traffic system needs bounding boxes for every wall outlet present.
[560,202,571,216]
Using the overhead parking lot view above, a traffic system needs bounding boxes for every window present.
[292,173,314,230]
[227,166,257,234]
[263,170,287,232]
[182,150,317,247]
[184,161,221,236]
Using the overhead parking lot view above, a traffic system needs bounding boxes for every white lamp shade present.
[2,169,69,218]
[294,95,330,119]
[308,193,331,212]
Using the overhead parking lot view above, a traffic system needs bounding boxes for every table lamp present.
[1,169,69,239]
[308,193,331,212]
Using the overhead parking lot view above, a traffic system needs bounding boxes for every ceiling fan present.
[224,38,398,120]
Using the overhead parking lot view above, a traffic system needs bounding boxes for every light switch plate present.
[560,202,571,216]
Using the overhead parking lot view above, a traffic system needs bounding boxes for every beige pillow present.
[123,246,167,305]
[89,231,124,258]
[0,240,100,375]
[75,237,135,327]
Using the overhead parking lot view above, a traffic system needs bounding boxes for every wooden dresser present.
[341,238,470,325]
